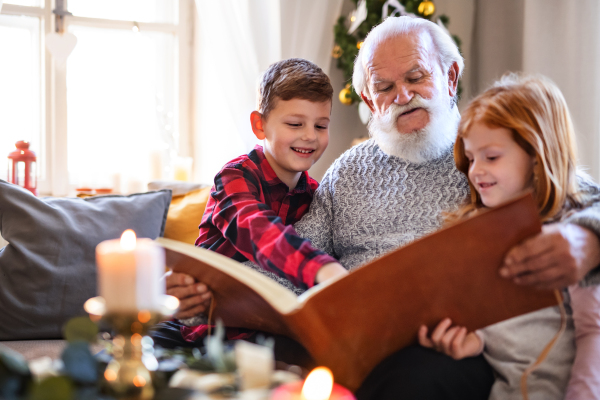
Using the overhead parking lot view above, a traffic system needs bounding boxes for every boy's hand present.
[315,263,348,284]
[418,318,482,360]
[165,271,212,320]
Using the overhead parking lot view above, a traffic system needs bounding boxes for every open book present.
[155,194,557,391]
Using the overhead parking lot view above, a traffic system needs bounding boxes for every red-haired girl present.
[419,74,600,400]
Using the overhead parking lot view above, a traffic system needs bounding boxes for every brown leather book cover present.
[156,194,558,391]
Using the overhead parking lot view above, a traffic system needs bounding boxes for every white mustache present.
[368,93,459,164]
[392,96,430,116]
[377,96,432,131]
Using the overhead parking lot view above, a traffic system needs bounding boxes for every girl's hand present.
[418,318,483,360]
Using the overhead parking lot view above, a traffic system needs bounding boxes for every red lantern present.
[8,140,37,196]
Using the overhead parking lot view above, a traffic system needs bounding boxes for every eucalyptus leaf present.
[0,376,26,400]
[0,346,32,399]
[204,320,229,373]
[63,317,98,343]
[0,345,30,375]
[61,342,97,384]
[29,376,74,400]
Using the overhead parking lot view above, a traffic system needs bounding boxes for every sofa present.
[0,179,211,362]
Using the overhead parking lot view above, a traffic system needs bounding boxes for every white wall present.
[522,0,600,180]
[469,0,600,181]
[469,0,524,97]
[434,0,476,106]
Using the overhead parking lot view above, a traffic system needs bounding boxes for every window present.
[0,0,193,195]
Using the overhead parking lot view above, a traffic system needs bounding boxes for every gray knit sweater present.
[295,139,470,270]
[296,139,600,284]
[240,139,600,295]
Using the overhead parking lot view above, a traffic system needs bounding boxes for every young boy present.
[159,58,347,346]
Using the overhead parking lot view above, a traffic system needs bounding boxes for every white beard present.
[368,94,460,164]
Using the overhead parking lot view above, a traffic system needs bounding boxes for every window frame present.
[0,0,194,196]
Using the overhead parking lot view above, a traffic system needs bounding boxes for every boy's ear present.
[250,111,265,140]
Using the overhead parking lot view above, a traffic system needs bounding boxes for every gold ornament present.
[339,84,353,106]
[357,41,364,50]
[332,44,343,59]
[418,1,435,17]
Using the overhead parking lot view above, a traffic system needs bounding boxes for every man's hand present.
[165,271,212,320]
[418,318,482,360]
[315,263,348,284]
[499,223,600,289]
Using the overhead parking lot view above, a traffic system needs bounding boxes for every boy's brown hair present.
[257,58,333,119]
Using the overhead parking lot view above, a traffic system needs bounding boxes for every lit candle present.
[96,230,165,312]
[271,367,356,400]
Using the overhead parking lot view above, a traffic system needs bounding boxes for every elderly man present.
[165,15,600,400]
[293,15,600,399]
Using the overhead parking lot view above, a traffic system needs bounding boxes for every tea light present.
[271,367,355,400]
[96,230,165,313]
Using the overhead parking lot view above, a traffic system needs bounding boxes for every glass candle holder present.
[84,295,179,400]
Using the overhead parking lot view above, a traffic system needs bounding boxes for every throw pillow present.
[0,180,172,340]
[163,187,211,244]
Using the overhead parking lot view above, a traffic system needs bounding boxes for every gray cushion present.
[0,180,172,340]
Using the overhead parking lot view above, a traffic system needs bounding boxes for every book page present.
[155,238,300,315]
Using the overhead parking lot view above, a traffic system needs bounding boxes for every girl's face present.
[463,121,536,208]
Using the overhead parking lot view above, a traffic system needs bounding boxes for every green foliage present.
[333,0,463,104]
[29,377,73,400]
[0,345,31,400]
[0,318,111,400]
[61,342,97,384]
[156,320,237,374]
[63,317,98,344]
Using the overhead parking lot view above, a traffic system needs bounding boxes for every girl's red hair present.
[451,74,582,222]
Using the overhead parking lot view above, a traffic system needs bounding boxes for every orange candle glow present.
[271,367,355,400]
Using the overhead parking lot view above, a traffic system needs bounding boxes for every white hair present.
[352,16,464,98]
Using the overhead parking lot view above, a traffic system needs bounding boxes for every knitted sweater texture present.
[294,139,470,270]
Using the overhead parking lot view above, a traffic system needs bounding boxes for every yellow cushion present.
[163,187,212,244]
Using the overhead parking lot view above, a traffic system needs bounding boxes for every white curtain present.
[522,0,600,180]
[193,0,343,184]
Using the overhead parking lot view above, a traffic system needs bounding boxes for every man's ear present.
[250,111,265,140]
[361,92,376,113]
[447,61,459,98]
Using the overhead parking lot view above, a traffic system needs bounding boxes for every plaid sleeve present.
[208,165,337,289]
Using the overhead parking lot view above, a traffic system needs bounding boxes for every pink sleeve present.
[564,284,600,400]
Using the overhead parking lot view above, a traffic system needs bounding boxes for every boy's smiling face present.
[252,98,331,189]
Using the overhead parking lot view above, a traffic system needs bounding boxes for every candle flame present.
[120,229,137,250]
[302,367,334,400]
[104,369,117,382]
[164,295,180,311]
[133,375,146,387]
[138,310,152,323]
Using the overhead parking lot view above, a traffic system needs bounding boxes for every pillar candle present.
[96,230,165,313]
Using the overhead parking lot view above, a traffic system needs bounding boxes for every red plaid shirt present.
[195,145,338,289]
